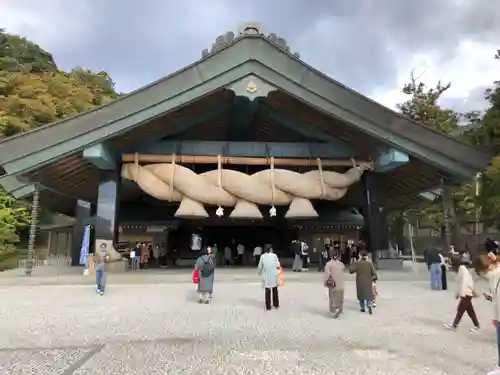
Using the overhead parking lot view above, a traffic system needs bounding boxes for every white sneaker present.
[469,326,480,332]
[444,324,457,330]
[487,367,500,375]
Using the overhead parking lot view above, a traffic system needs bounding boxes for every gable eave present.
[0,35,490,180]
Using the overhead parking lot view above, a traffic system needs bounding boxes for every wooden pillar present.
[25,186,40,277]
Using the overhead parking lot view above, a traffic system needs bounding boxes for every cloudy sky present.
[1,0,498,113]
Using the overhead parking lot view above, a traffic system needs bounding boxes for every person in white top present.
[237,244,245,266]
[475,253,500,375]
[444,256,480,332]
[253,246,262,266]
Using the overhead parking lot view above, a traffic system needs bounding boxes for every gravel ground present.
[0,280,495,374]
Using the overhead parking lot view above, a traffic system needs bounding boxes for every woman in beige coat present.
[324,249,345,318]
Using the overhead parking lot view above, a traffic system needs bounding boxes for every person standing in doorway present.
[237,243,245,266]
[350,250,377,314]
[94,242,114,296]
[292,240,302,272]
[300,241,309,271]
[444,256,480,332]
[258,246,281,310]
[140,242,148,268]
[253,245,262,267]
[318,244,330,272]
[324,249,345,318]
[212,244,219,267]
[425,247,443,290]
[134,242,141,271]
[224,245,232,267]
[194,248,215,304]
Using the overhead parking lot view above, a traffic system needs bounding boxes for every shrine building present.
[0,24,490,267]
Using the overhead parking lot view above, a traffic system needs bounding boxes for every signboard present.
[79,225,90,275]
[147,226,166,233]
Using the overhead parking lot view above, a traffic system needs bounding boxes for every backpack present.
[200,257,214,277]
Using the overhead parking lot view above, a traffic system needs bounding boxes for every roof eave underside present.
[0,35,490,191]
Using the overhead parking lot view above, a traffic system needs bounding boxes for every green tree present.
[394,73,466,249]
[462,50,500,228]
[0,188,29,263]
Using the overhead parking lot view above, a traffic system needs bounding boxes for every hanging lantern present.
[269,205,277,217]
[216,206,224,217]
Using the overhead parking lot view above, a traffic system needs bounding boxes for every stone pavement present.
[0,279,496,374]
[0,262,431,286]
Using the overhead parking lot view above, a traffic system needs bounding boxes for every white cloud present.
[370,40,498,112]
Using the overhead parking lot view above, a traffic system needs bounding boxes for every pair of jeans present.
[95,264,107,293]
[359,300,372,310]
[265,287,279,310]
[429,263,442,290]
[452,295,479,327]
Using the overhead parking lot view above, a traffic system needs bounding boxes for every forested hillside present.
[0,28,120,265]
[0,28,119,138]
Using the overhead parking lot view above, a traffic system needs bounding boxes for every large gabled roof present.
[0,31,491,200]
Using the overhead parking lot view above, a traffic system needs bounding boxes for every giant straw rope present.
[121,154,369,219]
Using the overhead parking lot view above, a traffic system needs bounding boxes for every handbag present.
[325,276,335,287]
[192,268,200,284]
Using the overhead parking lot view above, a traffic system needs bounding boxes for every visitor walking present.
[253,245,262,266]
[324,249,345,318]
[207,246,215,299]
[349,250,377,314]
[444,256,480,332]
[474,253,500,375]
[439,250,448,291]
[292,240,302,272]
[425,247,442,290]
[194,248,215,304]
[258,246,281,310]
[94,242,116,296]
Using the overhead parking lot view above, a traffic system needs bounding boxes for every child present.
[444,256,480,332]
[372,281,378,307]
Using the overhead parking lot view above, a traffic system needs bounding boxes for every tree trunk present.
[443,187,462,251]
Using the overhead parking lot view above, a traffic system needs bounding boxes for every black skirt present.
[441,264,447,290]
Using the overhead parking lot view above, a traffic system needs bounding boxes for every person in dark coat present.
[349,250,377,314]
[439,250,448,291]
[194,249,215,304]
[424,246,442,290]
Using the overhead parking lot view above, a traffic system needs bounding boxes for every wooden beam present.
[122,153,373,168]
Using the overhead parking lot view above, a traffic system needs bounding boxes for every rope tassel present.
[216,155,224,217]
[269,157,277,217]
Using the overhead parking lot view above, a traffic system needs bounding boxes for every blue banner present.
[79,225,90,267]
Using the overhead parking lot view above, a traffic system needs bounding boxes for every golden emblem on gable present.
[246,81,258,93]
